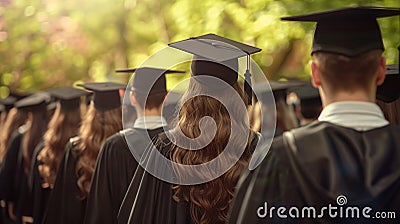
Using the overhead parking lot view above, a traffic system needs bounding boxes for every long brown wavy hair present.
[171,80,254,224]
[37,104,82,188]
[22,107,49,175]
[0,108,28,163]
[75,103,122,199]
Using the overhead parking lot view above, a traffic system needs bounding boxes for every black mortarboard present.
[47,87,88,110]
[290,83,320,101]
[270,80,306,101]
[168,33,261,104]
[0,96,17,111]
[14,92,51,111]
[376,64,400,103]
[77,82,126,111]
[281,7,400,57]
[254,81,305,103]
[115,67,185,95]
[290,83,322,119]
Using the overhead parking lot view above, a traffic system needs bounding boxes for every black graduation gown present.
[0,130,23,203]
[42,138,85,224]
[118,131,259,224]
[14,141,34,224]
[228,122,400,224]
[0,127,34,224]
[0,130,24,224]
[30,141,51,224]
[83,127,166,224]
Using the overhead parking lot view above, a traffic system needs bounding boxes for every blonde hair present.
[75,103,122,199]
[0,108,28,162]
[38,104,82,188]
[248,101,261,132]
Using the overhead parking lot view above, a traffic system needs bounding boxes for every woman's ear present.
[311,60,322,88]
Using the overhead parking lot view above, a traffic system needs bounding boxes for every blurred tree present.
[0,0,398,96]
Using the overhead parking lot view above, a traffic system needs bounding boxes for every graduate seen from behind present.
[252,81,303,137]
[42,82,124,224]
[0,102,28,168]
[30,87,87,224]
[291,83,322,126]
[0,92,52,224]
[83,67,184,224]
[228,7,400,223]
[118,34,261,224]
[0,97,27,224]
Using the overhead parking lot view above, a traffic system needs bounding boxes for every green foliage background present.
[0,0,399,97]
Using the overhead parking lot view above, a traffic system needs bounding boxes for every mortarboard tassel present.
[244,54,252,105]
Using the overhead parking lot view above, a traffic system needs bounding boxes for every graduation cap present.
[47,87,88,110]
[0,96,18,111]
[290,83,322,119]
[290,83,320,101]
[281,7,400,57]
[253,80,305,103]
[168,33,262,104]
[14,92,51,111]
[77,82,126,111]
[376,64,399,103]
[115,67,185,95]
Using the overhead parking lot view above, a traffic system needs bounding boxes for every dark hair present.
[22,107,48,175]
[300,98,322,119]
[312,50,382,92]
[133,91,167,110]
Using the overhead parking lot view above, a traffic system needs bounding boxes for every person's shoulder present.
[155,131,174,147]
[292,121,400,140]
[69,136,81,147]
[385,123,400,133]
[17,123,29,135]
[9,128,24,142]
[120,127,149,141]
[100,130,132,156]
[105,131,126,145]
[65,136,82,159]
[259,122,326,163]
[290,121,331,137]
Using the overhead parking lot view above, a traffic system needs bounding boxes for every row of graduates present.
[0,6,400,224]
[0,38,324,224]
[0,83,125,224]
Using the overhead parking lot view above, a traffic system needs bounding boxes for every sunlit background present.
[0,0,399,98]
